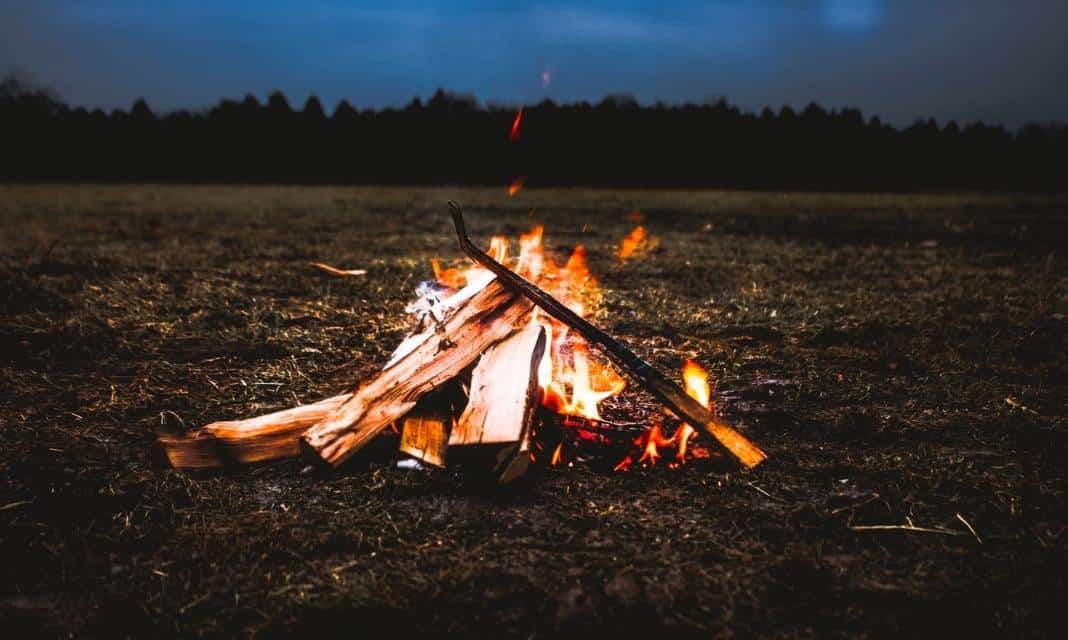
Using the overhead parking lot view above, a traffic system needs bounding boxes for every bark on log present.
[154,393,352,469]
[300,279,534,468]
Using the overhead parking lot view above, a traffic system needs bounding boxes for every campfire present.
[157,205,766,481]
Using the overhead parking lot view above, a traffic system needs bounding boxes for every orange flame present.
[431,234,509,289]
[677,360,712,462]
[614,360,714,471]
[549,443,563,466]
[616,225,647,260]
[508,178,524,197]
[509,108,522,142]
[429,224,625,429]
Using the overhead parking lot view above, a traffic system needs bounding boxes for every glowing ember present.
[509,108,523,142]
[508,178,524,197]
[549,443,563,466]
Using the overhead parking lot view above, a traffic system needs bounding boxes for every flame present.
[616,225,646,260]
[508,178,524,197]
[549,443,563,466]
[432,234,509,289]
[637,424,672,465]
[613,360,714,471]
[677,360,711,462]
[616,225,658,261]
[683,360,710,407]
[429,223,625,428]
[509,108,523,142]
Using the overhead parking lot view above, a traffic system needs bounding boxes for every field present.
[1,185,1066,638]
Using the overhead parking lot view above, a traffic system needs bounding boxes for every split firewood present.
[301,278,534,468]
[155,393,352,469]
[449,321,547,483]
[450,322,546,446]
[398,382,465,468]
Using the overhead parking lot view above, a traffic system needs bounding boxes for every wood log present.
[398,383,464,468]
[154,393,352,469]
[300,279,534,468]
[449,322,546,446]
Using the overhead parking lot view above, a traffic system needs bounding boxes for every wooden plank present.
[398,383,463,468]
[154,393,352,469]
[449,322,546,445]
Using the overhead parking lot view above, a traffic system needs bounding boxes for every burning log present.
[300,279,534,468]
[448,202,767,469]
[155,393,352,469]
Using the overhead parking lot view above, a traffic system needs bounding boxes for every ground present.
[1,185,1065,638]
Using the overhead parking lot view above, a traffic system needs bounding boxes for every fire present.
[613,360,714,471]
[427,225,712,472]
[616,225,647,260]
[432,235,508,289]
[676,360,712,462]
[615,224,658,261]
[509,108,522,142]
[430,224,625,428]
[508,178,524,197]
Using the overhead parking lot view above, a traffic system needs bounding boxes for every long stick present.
[448,202,767,469]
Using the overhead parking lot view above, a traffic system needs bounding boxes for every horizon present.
[11,81,1063,135]
[3,1,1066,129]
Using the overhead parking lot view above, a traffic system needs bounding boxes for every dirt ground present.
[1,185,1065,638]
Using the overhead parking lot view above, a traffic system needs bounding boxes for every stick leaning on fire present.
[445,202,767,469]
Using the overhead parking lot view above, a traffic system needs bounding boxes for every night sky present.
[2,1,1066,128]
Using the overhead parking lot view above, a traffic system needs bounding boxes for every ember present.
[509,108,522,142]
[507,177,524,197]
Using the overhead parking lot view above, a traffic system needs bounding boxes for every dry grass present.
[0,185,1065,638]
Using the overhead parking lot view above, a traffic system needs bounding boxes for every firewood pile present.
[156,204,766,481]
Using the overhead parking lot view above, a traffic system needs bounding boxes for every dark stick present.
[448,202,767,468]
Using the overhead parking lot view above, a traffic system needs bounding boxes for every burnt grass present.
[1,185,1066,638]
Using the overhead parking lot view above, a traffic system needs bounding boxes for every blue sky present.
[2,1,1066,127]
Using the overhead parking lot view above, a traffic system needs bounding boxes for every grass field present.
[1,185,1066,637]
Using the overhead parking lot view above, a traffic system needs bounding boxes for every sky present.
[2,0,1066,128]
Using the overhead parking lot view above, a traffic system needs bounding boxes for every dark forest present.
[2,77,1065,191]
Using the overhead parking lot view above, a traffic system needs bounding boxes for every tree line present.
[1,76,1064,191]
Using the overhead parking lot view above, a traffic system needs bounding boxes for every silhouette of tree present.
[0,84,1064,190]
